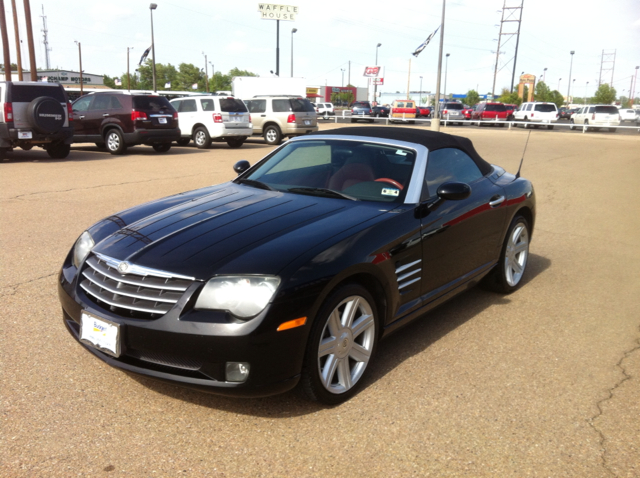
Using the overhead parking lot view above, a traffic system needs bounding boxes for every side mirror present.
[436,182,471,201]
[233,160,250,175]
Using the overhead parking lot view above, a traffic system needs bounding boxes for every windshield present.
[242,139,416,203]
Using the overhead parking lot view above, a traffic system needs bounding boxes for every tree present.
[497,88,522,106]
[464,89,480,106]
[549,90,565,108]
[534,81,553,102]
[593,83,616,104]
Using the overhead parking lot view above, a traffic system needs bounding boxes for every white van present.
[170,95,252,148]
[513,102,559,129]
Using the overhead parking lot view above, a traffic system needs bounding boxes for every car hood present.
[92,182,391,279]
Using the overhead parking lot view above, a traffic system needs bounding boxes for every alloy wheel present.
[504,223,529,287]
[107,132,120,151]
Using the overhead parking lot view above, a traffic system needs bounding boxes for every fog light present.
[225,362,250,382]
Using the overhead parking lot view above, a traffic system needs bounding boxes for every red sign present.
[363,66,381,77]
[371,78,384,85]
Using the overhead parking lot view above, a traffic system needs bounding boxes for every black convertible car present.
[58,127,535,404]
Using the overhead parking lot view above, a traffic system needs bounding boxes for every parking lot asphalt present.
[1,125,639,477]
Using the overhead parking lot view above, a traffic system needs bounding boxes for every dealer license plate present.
[18,131,33,139]
[304,120,311,125]
[80,311,121,357]
[158,117,167,124]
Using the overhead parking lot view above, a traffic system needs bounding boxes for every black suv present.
[0,81,73,160]
[71,92,180,154]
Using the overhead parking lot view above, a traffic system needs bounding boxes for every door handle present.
[260,114,266,117]
[103,113,109,117]
[489,195,505,207]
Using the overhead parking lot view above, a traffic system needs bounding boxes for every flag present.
[412,25,440,57]
[138,45,152,66]
[191,83,198,90]
[114,78,122,86]
[164,81,171,88]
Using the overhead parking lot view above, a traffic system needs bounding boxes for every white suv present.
[315,102,335,120]
[570,105,620,132]
[170,95,252,148]
[513,102,559,129]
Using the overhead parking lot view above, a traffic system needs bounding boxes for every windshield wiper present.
[287,187,358,201]
[235,178,274,191]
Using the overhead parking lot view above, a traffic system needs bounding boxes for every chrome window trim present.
[287,134,429,204]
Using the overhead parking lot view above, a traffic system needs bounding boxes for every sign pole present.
[276,20,280,77]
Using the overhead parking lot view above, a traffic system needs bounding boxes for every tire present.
[226,137,246,148]
[569,119,575,130]
[301,284,378,405]
[176,138,190,146]
[194,127,212,149]
[263,125,282,145]
[46,141,71,159]
[482,215,530,294]
[584,120,590,132]
[350,118,356,123]
[152,143,171,153]
[524,118,532,129]
[26,96,65,134]
[0,148,8,161]
[105,129,127,155]
[324,113,329,120]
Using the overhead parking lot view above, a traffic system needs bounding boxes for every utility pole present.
[74,41,83,95]
[0,0,12,81]
[203,52,209,92]
[509,0,524,93]
[40,5,52,70]
[348,60,351,86]
[492,0,524,95]
[23,0,38,80]
[431,0,446,131]
[127,47,133,91]
[11,0,23,80]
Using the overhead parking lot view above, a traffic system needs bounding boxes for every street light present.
[290,28,297,77]
[202,52,209,92]
[585,81,589,105]
[572,78,575,103]
[150,3,157,92]
[543,67,547,83]
[341,68,345,87]
[558,78,562,91]
[419,76,423,106]
[127,46,134,91]
[374,43,381,104]
[444,53,450,100]
[209,61,214,92]
[567,50,575,103]
[74,41,83,95]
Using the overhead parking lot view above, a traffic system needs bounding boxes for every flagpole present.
[407,59,411,100]
[431,0,446,131]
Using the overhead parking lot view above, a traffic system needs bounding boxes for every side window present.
[90,95,111,110]
[588,106,595,113]
[180,99,197,112]
[72,96,92,112]
[171,100,181,112]
[424,148,483,199]
[272,99,291,112]
[200,99,215,111]
[110,96,123,109]
[246,100,266,113]
[526,104,533,111]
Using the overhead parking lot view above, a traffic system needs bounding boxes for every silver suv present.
[0,81,73,160]
[243,96,318,145]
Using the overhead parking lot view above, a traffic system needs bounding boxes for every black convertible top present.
[309,127,494,176]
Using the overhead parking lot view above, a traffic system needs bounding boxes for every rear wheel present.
[21,144,33,151]
[301,284,378,405]
[482,215,530,294]
[584,120,590,132]
[226,137,246,148]
[263,125,282,145]
[0,148,9,161]
[176,138,190,146]
[194,127,211,148]
[46,141,71,159]
[105,129,127,155]
[152,143,171,153]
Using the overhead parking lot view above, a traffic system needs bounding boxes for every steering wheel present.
[375,178,404,190]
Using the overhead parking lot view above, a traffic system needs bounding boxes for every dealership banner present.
[363,66,381,77]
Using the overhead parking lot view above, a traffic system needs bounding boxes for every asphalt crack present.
[3,172,206,201]
[587,324,640,477]
[0,273,57,298]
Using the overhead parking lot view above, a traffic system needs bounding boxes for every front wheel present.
[46,141,71,159]
[482,215,530,294]
[152,143,171,153]
[547,125,554,130]
[263,125,282,145]
[301,284,378,404]
[194,127,211,149]
[608,128,617,133]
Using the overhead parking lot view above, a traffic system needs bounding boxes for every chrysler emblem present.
[118,261,129,273]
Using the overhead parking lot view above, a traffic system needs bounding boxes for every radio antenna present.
[515,130,531,179]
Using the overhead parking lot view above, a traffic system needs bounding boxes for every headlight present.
[194,276,280,318]
[72,231,95,268]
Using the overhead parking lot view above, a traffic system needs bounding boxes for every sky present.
[2,0,640,99]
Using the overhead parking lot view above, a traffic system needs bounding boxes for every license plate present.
[80,311,121,357]
[18,131,33,139]
[158,117,167,124]
[232,116,241,122]
[304,120,311,125]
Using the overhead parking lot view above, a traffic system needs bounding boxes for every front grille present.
[396,259,422,292]
[80,253,196,319]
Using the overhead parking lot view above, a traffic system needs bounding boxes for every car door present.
[84,94,113,139]
[177,99,198,137]
[244,99,266,134]
[419,148,507,301]
[71,95,93,139]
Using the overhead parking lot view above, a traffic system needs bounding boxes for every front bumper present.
[123,128,181,146]
[58,260,308,397]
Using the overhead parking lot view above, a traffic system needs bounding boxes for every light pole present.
[290,28,297,77]
[341,68,345,87]
[572,78,575,103]
[127,46,133,91]
[585,81,589,105]
[374,43,381,104]
[567,50,574,103]
[202,52,209,92]
[419,76,423,105]
[632,66,639,106]
[209,61,214,92]
[558,78,562,91]
[444,53,450,100]
[150,3,157,92]
[74,41,83,95]
[543,67,547,83]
